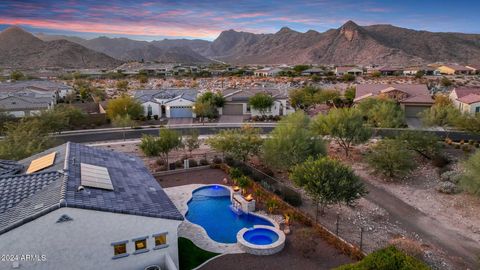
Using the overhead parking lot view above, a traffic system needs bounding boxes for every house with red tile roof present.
[449,87,480,114]
[354,84,434,117]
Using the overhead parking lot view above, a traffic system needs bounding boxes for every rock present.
[435,181,460,194]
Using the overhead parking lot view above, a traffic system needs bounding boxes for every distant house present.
[377,66,404,76]
[449,87,480,114]
[403,66,439,76]
[436,64,472,75]
[354,84,434,118]
[335,66,363,76]
[301,68,324,76]
[466,65,480,74]
[0,80,72,117]
[0,142,183,270]
[254,67,283,77]
[220,88,294,117]
[134,89,197,118]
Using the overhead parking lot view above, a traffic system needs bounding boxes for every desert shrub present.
[146,115,151,120]
[460,150,480,196]
[436,181,460,194]
[224,155,235,166]
[153,114,159,120]
[389,237,424,259]
[462,145,472,153]
[440,171,461,184]
[335,246,430,270]
[367,139,414,177]
[188,159,198,167]
[156,158,165,166]
[266,198,279,213]
[199,159,209,166]
[175,159,184,169]
[281,188,302,207]
[212,156,222,164]
[229,167,243,180]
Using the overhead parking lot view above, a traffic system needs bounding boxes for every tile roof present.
[355,84,433,104]
[223,88,288,101]
[442,64,471,71]
[453,87,480,98]
[457,94,480,104]
[0,142,183,235]
[0,160,23,177]
[336,66,362,73]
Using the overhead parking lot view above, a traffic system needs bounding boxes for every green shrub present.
[335,246,430,270]
[212,156,222,164]
[367,139,414,177]
[229,167,243,180]
[188,159,198,167]
[199,159,209,166]
[175,159,184,169]
[460,150,480,196]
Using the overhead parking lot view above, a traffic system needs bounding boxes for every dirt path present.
[362,180,480,269]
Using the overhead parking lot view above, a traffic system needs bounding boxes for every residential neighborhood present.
[1,2,480,270]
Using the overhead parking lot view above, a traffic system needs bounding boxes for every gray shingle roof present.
[0,142,183,235]
[134,89,198,103]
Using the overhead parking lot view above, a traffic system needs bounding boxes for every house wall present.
[459,102,480,114]
[0,207,182,270]
[141,101,161,117]
[449,90,460,109]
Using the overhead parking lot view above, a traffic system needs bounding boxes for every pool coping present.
[237,225,286,255]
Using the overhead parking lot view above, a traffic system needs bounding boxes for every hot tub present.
[237,225,285,255]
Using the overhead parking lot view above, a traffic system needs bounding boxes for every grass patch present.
[335,246,430,270]
[178,237,219,270]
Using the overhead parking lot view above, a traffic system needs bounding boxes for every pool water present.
[243,228,279,245]
[186,185,273,243]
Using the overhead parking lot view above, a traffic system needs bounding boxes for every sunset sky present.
[1,0,479,41]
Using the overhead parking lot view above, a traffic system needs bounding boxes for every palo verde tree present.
[111,114,135,141]
[248,93,274,116]
[206,125,262,162]
[263,111,326,169]
[312,108,372,157]
[157,129,182,167]
[184,129,200,157]
[139,135,160,157]
[366,138,415,178]
[106,95,144,120]
[194,91,225,121]
[290,157,367,222]
[420,95,461,134]
[356,97,405,128]
[395,131,440,160]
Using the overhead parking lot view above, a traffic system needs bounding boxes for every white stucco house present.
[0,142,183,270]
[254,67,283,77]
[219,88,295,117]
[449,87,480,114]
[134,89,198,118]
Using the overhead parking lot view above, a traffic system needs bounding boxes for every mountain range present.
[2,21,480,69]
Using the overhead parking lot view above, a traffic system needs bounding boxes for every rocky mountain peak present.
[339,20,362,41]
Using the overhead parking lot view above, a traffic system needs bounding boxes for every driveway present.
[167,118,193,125]
[218,115,245,123]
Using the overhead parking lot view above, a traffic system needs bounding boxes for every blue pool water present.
[243,228,279,245]
[186,185,274,243]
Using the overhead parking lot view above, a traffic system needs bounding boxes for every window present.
[246,104,251,113]
[133,237,149,254]
[153,233,168,249]
[111,241,129,259]
[476,106,480,113]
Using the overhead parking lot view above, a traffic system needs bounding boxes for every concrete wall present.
[0,207,182,270]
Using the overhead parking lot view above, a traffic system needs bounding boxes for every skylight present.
[26,152,56,174]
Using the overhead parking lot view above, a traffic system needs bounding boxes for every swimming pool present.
[185,185,274,243]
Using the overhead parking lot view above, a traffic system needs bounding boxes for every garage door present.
[170,106,193,118]
[404,105,430,118]
[223,104,243,115]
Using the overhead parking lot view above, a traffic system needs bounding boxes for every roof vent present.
[56,214,74,223]
[149,187,156,192]
[77,185,85,192]
[33,203,44,210]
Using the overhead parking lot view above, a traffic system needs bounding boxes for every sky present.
[0,0,479,41]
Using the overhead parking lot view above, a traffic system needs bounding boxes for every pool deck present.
[164,184,284,254]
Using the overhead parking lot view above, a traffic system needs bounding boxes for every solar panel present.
[80,163,113,190]
[26,152,56,174]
